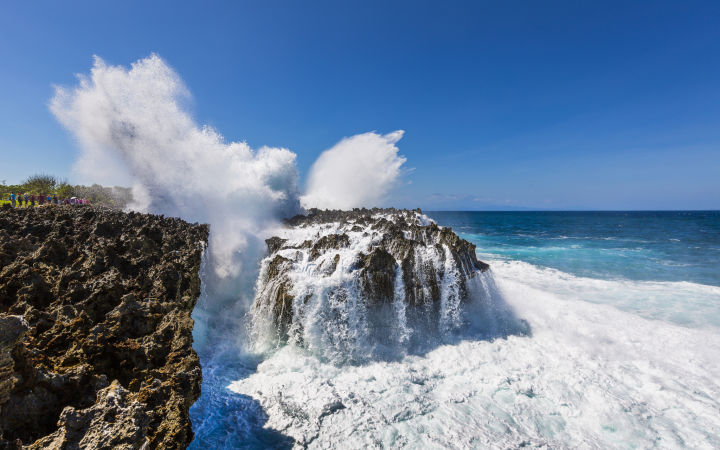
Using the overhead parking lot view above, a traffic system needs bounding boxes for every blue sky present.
[1,0,719,210]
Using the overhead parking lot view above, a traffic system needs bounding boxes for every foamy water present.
[229,260,720,448]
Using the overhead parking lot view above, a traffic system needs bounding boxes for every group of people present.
[7,193,90,208]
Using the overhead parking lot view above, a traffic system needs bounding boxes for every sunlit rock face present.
[0,206,208,449]
[250,208,498,363]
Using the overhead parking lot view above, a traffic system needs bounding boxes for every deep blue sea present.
[429,211,720,287]
[190,210,720,449]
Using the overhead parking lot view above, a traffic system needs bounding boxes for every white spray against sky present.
[301,130,407,210]
[50,54,407,285]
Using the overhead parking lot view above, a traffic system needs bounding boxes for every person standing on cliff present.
[18,194,23,207]
[9,192,16,208]
[29,194,35,207]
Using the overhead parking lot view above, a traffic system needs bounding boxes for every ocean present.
[190,211,720,449]
[435,211,720,328]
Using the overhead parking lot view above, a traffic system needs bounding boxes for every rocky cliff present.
[250,208,493,362]
[0,206,207,449]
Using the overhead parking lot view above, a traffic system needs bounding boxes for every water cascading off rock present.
[249,208,508,363]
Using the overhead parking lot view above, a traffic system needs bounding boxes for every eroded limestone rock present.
[30,381,151,450]
[0,207,207,449]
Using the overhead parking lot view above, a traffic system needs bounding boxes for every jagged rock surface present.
[0,207,208,449]
[0,315,27,448]
[251,208,490,354]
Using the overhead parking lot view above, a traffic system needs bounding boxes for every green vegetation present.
[22,173,59,194]
[1,174,133,208]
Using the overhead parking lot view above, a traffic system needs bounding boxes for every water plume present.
[51,55,411,290]
[300,130,407,210]
[51,54,301,291]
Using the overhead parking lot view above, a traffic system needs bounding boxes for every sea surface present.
[435,211,720,328]
[190,211,720,449]
[435,211,720,286]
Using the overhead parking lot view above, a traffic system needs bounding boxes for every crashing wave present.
[249,208,528,363]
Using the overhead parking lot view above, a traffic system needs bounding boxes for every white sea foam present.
[487,258,720,329]
[230,262,720,449]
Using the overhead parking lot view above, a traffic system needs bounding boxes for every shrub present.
[22,173,57,194]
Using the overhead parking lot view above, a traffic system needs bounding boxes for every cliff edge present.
[0,206,208,449]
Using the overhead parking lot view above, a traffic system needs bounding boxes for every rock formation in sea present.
[249,208,510,363]
[0,206,207,449]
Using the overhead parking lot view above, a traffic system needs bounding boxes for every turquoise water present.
[428,211,720,287]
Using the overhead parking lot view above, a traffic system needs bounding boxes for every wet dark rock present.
[0,207,208,449]
[265,237,287,254]
[262,255,295,341]
[359,248,396,304]
[257,208,489,338]
[309,234,349,261]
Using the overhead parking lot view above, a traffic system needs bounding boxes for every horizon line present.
[424,209,720,213]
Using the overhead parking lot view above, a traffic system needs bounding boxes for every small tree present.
[23,173,57,194]
[56,181,74,199]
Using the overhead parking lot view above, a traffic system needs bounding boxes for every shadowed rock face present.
[252,208,490,348]
[0,207,208,449]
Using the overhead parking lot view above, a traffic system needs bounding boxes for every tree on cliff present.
[22,174,57,193]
